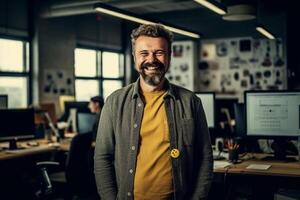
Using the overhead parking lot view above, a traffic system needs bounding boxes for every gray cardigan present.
[94,79,213,200]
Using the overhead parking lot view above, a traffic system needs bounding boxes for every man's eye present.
[140,52,148,56]
[155,51,165,56]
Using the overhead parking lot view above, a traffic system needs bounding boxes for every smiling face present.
[133,36,170,88]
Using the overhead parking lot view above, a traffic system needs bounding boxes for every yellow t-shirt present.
[134,90,173,200]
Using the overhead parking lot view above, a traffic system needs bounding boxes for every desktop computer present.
[0,108,35,149]
[59,101,90,122]
[245,91,300,137]
[245,91,300,160]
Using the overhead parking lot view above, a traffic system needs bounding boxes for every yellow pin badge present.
[170,148,180,158]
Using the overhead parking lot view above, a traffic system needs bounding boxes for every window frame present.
[74,45,125,100]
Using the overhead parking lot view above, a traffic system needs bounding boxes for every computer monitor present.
[0,95,8,109]
[245,91,300,137]
[195,92,215,128]
[245,91,300,160]
[60,101,90,122]
[0,108,35,149]
[76,112,96,134]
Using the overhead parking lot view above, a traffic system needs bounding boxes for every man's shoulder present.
[170,83,198,100]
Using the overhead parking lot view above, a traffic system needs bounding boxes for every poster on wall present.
[43,69,74,97]
[166,41,196,91]
[198,37,287,100]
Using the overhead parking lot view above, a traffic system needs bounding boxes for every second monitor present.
[245,91,300,137]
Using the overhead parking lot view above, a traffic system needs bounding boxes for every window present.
[0,38,30,108]
[74,48,124,101]
[75,79,99,102]
[75,49,97,77]
[102,80,123,101]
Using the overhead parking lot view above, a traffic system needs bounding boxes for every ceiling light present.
[222,4,256,21]
[193,0,226,15]
[94,3,200,39]
[256,26,275,39]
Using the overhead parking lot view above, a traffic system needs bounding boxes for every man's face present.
[88,101,99,113]
[134,36,170,86]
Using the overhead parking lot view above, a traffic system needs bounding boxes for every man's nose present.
[148,53,157,63]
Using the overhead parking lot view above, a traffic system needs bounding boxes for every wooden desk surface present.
[0,138,95,161]
[0,139,70,161]
[214,154,300,178]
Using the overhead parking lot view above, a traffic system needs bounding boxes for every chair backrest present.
[65,132,97,196]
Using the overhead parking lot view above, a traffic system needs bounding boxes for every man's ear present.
[132,52,136,62]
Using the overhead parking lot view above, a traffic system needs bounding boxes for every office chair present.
[36,132,99,200]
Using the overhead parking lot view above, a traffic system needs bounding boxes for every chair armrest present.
[36,161,60,197]
[36,161,60,168]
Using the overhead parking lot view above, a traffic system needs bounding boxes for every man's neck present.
[140,77,165,93]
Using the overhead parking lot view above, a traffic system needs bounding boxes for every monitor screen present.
[0,95,8,109]
[245,91,300,137]
[0,108,35,141]
[77,112,96,134]
[195,92,215,128]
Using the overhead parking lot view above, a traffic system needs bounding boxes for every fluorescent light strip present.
[256,26,275,39]
[95,7,200,39]
[194,0,226,15]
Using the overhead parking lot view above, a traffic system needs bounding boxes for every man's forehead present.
[135,36,168,50]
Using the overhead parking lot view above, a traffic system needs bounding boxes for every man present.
[94,24,213,200]
[88,95,104,139]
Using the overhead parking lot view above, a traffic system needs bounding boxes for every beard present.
[138,60,167,86]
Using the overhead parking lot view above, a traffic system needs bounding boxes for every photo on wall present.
[43,69,74,97]
[198,37,287,99]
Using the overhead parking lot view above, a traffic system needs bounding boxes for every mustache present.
[141,61,165,70]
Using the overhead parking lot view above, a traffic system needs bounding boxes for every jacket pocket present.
[181,118,195,146]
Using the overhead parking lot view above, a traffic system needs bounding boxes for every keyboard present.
[5,145,55,154]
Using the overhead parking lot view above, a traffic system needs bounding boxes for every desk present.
[212,154,300,200]
[0,139,71,161]
[0,137,95,161]
[214,154,300,177]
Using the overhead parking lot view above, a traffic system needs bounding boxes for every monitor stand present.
[9,139,18,150]
[8,139,24,150]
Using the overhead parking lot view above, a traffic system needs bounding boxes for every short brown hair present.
[131,23,173,54]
